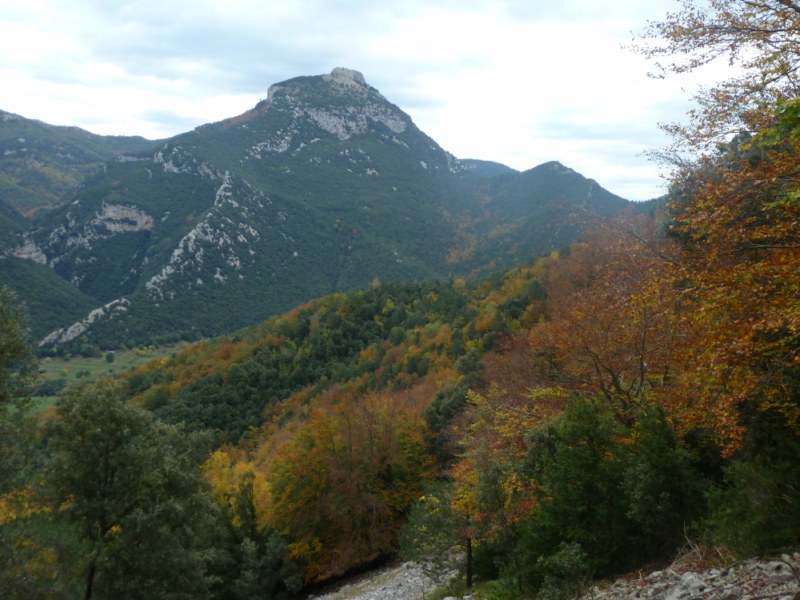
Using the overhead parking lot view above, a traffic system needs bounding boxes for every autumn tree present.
[635,0,800,154]
[203,449,302,599]
[631,0,800,553]
[529,221,686,421]
[631,1,800,447]
[267,391,433,583]
[654,102,800,449]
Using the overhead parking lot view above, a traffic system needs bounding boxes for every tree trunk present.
[85,545,102,600]
[466,536,473,588]
[85,558,96,600]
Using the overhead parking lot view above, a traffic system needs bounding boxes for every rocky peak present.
[266,67,378,105]
[258,68,408,141]
[323,67,367,89]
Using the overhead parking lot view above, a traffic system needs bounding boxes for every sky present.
[0,0,732,201]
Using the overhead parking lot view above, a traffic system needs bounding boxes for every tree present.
[203,451,302,599]
[45,380,220,599]
[529,223,684,421]
[650,104,800,450]
[0,287,36,414]
[0,286,37,495]
[399,481,468,590]
[632,0,800,556]
[635,0,800,154]
[0,288,40,598]
[267,391,433,582]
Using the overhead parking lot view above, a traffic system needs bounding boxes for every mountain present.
[0,110,159,216]
[1,68,635,350]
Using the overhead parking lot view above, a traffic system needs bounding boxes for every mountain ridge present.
[1,68,640,350]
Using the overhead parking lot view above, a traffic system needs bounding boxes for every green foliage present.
[147,278,486,440]
[535,542,590,600]
[399,481,466,580]
[706,410,800,556]
[0,109,157,215]
[0,257,98,341]
[0,288,41,597]
[455,348,482,376]
[32,378,67,397]
[10,72,635,350]
[0,513,88,600]
[514,398,710,590]
[44,380,221,599]
[622,407,709,553]
[520,398,631,577]
[0,287,36,495]
[0,287,36,410]
[228,536,301,600]
[212,472,302,600]
[424,384,469,463]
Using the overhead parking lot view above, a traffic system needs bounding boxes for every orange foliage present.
[265,389,434,582]
[529,219,686,419]
[656,118,800,449]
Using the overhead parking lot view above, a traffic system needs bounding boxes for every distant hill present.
[0,256,98,340]
[1,68,637,350]
[0,110,158,216]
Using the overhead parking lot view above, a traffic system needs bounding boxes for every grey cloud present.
[2,0,684,200]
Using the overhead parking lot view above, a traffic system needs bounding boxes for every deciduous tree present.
[635,0,800,154]
[45,380,220,599]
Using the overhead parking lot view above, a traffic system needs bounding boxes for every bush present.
[33,378,67,397]
[516,397,712,590]
[536,542,590,600]
[517,397,631,580]
[705,411,800,555]
[622,406,708,557]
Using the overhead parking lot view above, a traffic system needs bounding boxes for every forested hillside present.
[1,1,799,599]
[0,110,158,216]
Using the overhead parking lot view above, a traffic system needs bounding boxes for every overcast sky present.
[1,1,732,201]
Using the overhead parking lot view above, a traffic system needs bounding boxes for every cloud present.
[0,0,735,200]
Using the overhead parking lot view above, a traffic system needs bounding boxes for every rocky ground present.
[305,560,456,600]
[305,550,799,600]
[579,551,800,600]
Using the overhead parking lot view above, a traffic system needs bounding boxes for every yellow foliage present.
[474,309,496,333]
[357,345,378,363]
[0,487,47,525]
[203,448,272,531]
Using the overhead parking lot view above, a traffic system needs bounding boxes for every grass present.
[32,344,187,410]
